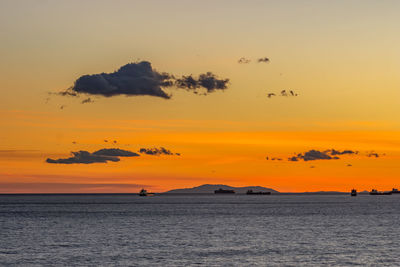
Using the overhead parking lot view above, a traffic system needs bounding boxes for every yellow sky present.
[0,0,399,192]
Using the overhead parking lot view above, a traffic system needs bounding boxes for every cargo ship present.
[246,190,271,195]
[369,189,392,195]
[391,188,400,194]
[214,188,235,194]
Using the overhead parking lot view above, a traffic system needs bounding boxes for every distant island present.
[164,184,279,194]
[160,184,383,194]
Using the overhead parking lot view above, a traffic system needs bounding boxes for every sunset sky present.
[1,0,399,193]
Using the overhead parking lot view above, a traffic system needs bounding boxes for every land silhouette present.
[165,184,279,194]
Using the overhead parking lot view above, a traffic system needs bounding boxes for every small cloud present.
[46,151,120,164]
[72,141,77,144]
[328,149,356,155]
[347,164,352,167]
[139,147,179,156]
[367,152,379,158]
[104,140,108,143]
[286,149,359,162]
[257,57,270,63]
[238,57,251,64]
[266,90,299,99]
[81,98,94,104]
[288,150,334,161]
[93,148,139,157]
[113,140,117,144]
[57,90,78,97]
[175,72,229,94]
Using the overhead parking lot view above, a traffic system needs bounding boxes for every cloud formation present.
[287,149,356,162]
[46,148,139,164]
[59,61,230,99]
[238,57,251,64]
[257,57,270,63]
[139,147,180,156]
[93,148,140,157]
[63,61,174,99]
[329,149,357,155]
[46,151,120,164]
[367,152,380,158]
[267,90,299,98]
[175,72,229,94]
[81,98,94,104]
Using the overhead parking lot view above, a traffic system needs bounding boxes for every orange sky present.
[0,1,399,193]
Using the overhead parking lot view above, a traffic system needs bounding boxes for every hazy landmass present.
[164,184,279,194]
[163,184,372,194]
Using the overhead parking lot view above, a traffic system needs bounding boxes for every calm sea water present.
[1,194,400,266]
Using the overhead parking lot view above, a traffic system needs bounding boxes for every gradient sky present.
[1,0,399,193]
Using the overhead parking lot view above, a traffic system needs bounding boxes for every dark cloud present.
[81,98,94,104]
[46,151,120,164]
[139,147,180,156]
[62,61,174,99]
[328,149,356,155]
[93,148,139,157]
[175,72,229,94]
[257,57,270,63]
[238,57,251,64]
[46,148,140,164]
[287,149,357,162]
[59,61,230,99]
[367,152,380,158]
[288,150,335,161]
[302,150,335,161]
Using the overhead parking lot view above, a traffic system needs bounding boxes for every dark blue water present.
[1,194,400,266]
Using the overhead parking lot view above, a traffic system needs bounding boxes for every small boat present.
[391,188,400,194]
[369,189,392,195]
[350,189,357,196]
[214,188,235,194]
[246,190,271,195]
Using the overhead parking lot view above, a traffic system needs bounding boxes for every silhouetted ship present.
[391,188,400,194]
[139,189,148,196]
[350,189,357,196]
[139,189,154,196]
[246,190,271,195]
[369,189,392,195]
[214,188,235,194]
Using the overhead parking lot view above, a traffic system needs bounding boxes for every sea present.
[1,194,400,266]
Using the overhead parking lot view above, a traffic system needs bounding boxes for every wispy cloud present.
[139,147,180,156]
